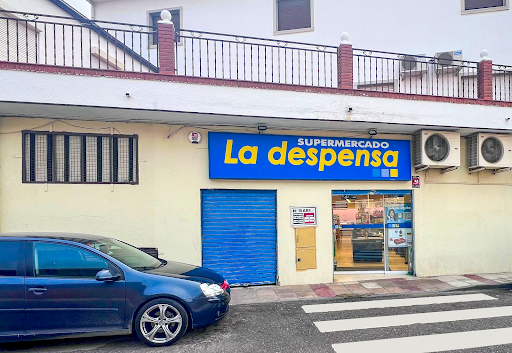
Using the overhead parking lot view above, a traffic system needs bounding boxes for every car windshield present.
[83,238,163,270]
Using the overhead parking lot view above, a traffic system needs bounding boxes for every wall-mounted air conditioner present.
[400,54,427,79]
[468,133,512,174]
[435,50,463,75]
[414,130,461,172]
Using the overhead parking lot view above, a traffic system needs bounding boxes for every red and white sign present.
[412,175,420,188]
[291,207,317,227]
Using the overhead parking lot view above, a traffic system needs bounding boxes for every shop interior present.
[332,191,412,272]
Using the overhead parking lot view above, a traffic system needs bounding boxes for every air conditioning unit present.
[414,130,461,172]
[435,50,463,74]
[400,54,427,78]
[468,133,512,173]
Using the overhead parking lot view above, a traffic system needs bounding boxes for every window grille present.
[22,131,138,184]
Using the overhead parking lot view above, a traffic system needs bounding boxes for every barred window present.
[22,131,138,184]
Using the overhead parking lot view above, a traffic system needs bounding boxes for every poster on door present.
[388,228,412,248]
[385,205,411,227]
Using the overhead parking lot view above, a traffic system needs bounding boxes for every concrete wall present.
[2,117,512,284]
[92,0,512,64]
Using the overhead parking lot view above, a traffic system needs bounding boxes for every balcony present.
[2,9,512,103]
[1,9,511,135]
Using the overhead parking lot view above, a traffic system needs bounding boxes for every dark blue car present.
[0,233,230,347]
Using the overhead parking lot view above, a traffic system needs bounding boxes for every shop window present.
[332,192,412,273]
[22,131,138,184]
[462,0,509,13]
[275,0,313,33]
[149,9,181,45]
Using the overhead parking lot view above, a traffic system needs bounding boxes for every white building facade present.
[1,0,512,286]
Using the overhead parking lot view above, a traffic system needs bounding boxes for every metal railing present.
[493,64,512,102]
[175,29,338,87]
[0,10,158,72]
[352,49,479,99]
[2,10,512,103]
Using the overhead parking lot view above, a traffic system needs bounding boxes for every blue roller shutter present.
[201,190,277,286]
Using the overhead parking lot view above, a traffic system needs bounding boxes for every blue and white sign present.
[208,132,411,181]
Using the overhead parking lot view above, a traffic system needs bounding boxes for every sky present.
[64,0,92,18]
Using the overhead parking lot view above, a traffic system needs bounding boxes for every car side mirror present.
[95,269,121,282]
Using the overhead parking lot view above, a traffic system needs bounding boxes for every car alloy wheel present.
[135,298,188,346]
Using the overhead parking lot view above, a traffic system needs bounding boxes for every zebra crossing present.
[302,293,512,352]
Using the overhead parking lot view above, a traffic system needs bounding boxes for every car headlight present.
[200,283,224,297]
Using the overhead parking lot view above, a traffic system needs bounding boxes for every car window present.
[33,242,110,278]
[0,241,23,277]
[84,238,162,270]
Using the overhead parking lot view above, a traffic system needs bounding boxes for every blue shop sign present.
[208,132,411,181]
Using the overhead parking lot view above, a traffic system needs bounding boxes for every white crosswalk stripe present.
[302,293,496,313]
[331,327,512,353]
[315,305,512,332]
[304,292,512,353]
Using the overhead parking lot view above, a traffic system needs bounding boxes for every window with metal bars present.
[22,131,138,184]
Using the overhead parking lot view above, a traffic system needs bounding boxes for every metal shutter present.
[201,189,277,286]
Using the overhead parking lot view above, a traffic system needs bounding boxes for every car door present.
[25,241,126,334]
[0,240,26,336]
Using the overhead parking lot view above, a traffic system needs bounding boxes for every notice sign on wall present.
[208,132,411,181]
[291,207,317,227]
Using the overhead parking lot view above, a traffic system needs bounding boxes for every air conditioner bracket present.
[493,167,512,175]
[414,164,429,173]
[441,166,458,173]
[469,167,485,174]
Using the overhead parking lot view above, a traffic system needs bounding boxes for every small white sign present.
[291,207,317,227]
[189,131,202,144]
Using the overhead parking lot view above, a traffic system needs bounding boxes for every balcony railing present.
[1,10,512,103]
[352,49,479,99]
[0,10,158,72]
[175,29,338,87]
[493,64,512,102]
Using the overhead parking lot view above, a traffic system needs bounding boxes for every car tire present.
[134,298,189,347]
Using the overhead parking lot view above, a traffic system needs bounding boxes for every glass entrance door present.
[333,191,413,273]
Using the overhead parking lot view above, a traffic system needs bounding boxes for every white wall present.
[2,69,512,133]
[92,0,512,65]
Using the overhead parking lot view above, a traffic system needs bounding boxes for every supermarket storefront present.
[206,132,414,284]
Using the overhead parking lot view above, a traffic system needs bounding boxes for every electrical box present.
[296,227,316,248]
[295,227,316,270]
[296,248,317,270]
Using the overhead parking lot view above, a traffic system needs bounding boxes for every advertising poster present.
[385,205,412,227]
[388,228,412,248]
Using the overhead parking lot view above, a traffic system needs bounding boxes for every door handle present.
[28,287,47,295]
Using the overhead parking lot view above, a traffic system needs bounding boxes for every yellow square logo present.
[390,169,398,178]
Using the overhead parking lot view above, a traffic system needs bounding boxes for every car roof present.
[0,232,110,243]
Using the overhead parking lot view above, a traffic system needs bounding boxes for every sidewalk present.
[230,272,512,305]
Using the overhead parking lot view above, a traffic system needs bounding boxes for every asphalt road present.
[3,288,512,353]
